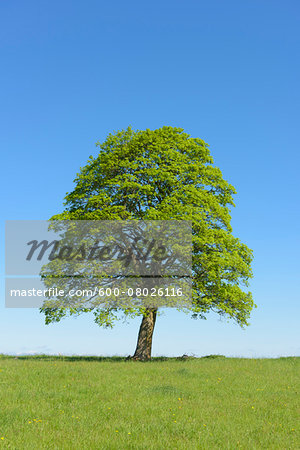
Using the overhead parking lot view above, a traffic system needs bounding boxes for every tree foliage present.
[42,126,254,328]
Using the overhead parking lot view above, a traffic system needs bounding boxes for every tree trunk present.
[132,308,157,361]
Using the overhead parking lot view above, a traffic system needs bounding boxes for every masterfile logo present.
[5,220,193,308]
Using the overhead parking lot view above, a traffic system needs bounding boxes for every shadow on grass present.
[0,354,222,363]
[1,354,298,362]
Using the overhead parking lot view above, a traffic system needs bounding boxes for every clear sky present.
[1,0,299,357]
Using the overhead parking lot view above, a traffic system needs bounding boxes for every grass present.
[0,355,299,449]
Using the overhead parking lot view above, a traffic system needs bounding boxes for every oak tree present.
[41,126,254,360]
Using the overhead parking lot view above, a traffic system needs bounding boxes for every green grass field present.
[0,355,299,449]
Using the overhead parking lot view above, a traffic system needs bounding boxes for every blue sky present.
[1,0,299,357]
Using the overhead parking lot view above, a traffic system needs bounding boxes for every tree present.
[41,126,254,360]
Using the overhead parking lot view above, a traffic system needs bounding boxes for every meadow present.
[0,355,298,449]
